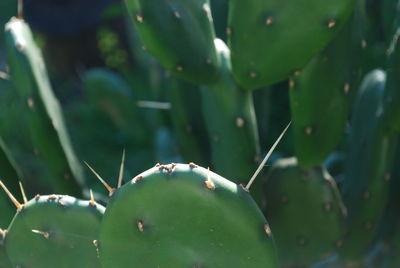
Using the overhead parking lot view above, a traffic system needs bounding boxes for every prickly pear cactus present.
[262,157,346,267]
[0,137,21,229]
[99,163,279,267]
[0,229,11,268]
[341,70,398,264]
[124,0,220,84]
[201,39,260,184]
[167,78,210,166]
[5,195,104,268]
[289,1,366,167]
[83,67,149,144]
[382,27,400,133]
[228,0,357,89]
[4,18,84,196]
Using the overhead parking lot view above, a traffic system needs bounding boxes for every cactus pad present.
[99,163,278,267]
[124,0,220,84]
[5,195,104,268]
[4,18,84,195]
[228,0,357,89]
[262,157,346,267]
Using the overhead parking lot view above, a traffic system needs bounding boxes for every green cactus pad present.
[201,39,260,184]
[0,137,22,229]
[383,28,400,133]
[381,0,400,42]
[262,157,346,267]
[290,3,366,167]
[4,18,84,196]
[168,78,210,166]
[0,229,11,268]
[124,0,220,84]
[83,68,149,144]
[99,163,279,267]
[228,0,357,89]
[5,195,104,268]
[340,70,398,263]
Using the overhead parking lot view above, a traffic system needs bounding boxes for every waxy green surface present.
[0,137,22,229]
[290,2,365,167]
[100,163,278,267]
[229,0,357,89]
[125,0,220,84]
[201,39,260,184]
[263,157,346,267]
[5,195,104,268]
[4,18,84,196]
[341,70,398,263]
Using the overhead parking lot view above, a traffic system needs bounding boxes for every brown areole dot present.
[264,223,272,237]
[344,83,350,94]
[305,127,313,135]
[236,117,245,128]
[137,220,145,232]
[204,180,216,191]
[239,184,250,193]
[133,175,143,184]
[289,79,295,88]
[265,17,274,25]
[335,240,343,248]
[327,20,336,28]
[135,14,144,23]
[189,162,198,168]
[173,11,181,19]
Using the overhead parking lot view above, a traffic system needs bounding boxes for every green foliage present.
[5,195,104,268]
[124,0,220,84]
[99,163,278,267]
[201,39,260,184]
[0,137,21,228]
[228,0,357,89]
[0,229,11,268]
[0,0,400,266]
[340,70,398,264]
[290,2,366,167]
[4,18,84,196]
[262,157,346,267]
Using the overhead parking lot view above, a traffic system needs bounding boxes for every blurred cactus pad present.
[0,0,400,267]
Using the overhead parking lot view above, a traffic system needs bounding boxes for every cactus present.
[201,39,260,184]
[124,0,220,84]
[99,163,279,267]
[4,18,84,196]
[382,27,400,133]
[228,0,358,89]
[3,0,400,266]
[167,78,210,166]
[340,70,398,264]
[0,137,22,228]
[83,67,149,145]
[262,157,346,267]
[0,229,11,268]
[4,194,104,268]
[381,0,400,42]
[289,1,366,167]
